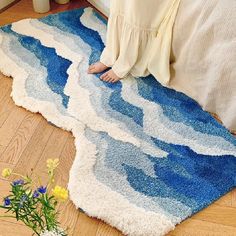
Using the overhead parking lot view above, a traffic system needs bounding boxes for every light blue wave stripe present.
[0,30,68,115]
[131,78,236,153]
[85,128,192,222]
[1,25,71,109]
[136,76,236,145]
[31,15,166,157]
[38,7,145,129]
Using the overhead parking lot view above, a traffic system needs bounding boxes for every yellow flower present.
[2,168,12,178]
[46,158,59,172]
[52,185,68,202]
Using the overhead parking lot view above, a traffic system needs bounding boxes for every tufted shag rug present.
[0,7,236,236]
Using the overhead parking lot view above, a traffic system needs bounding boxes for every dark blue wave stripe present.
[152,137,236,186]
[39,8,144,127]
[89,127,236,217]
[87,129,195,219]
[1,25,70,108]
[79,69,146,134]
[124,138,236,214]
[137,76,236,144]
[39,8,104,54]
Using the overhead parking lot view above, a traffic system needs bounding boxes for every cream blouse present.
[100,0,181,84]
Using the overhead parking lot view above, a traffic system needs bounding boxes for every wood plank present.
[56,136,78,235]
[0,77,14,128]
[54,136,75,185]
[0,76,11,101]
[1,113,42,164]
[96,221,123,236]
[0,220,32,236]
[214,192,233,207]
[12,124,69,186]
[0,179,11,218]
[73,212,100,236]
[0,89,15,128]
[58,201,79,236]
[232,189,236,208]
[168,218,236,236]
[0,0,90,26]
[192,204,236,228]
[32,126,70,182]
[11,118,54,176]
[0,107,27,155]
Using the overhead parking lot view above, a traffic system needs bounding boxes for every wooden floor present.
[0,0,236,235]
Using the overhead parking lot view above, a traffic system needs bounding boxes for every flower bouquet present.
[1,159,68,236]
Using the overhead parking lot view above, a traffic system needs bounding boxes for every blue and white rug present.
[0,7,236,236]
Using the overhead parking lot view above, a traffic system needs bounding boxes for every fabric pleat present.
[100,0,181,82]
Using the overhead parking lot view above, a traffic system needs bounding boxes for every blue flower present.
[33,190,40,198]
[4,197,11,206]
[12,179,24,186]
[37,186,47,194]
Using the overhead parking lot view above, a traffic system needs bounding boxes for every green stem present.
[20,217,41,236]
[22,202,45,232]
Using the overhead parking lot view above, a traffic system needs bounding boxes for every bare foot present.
[87,62,108,74]
[100,69,121,83]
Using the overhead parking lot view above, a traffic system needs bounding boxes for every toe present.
[106,72,114,82]
[106,77,112,83]
[100,72,108,81]
[110,73,120,83]
[104,75,111,82]
[87,65,95,73]
[100,72,107,79]
[107,75,115,83]
[112,77,120,83]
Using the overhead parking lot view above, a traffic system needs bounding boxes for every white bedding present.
[170,0,236,131]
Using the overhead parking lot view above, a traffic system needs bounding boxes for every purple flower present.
[37,186,47,194]
[3,197,11,206]
[12,179,24,186]
[33,190,39,198]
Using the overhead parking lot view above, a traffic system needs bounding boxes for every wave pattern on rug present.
[0,7,236,236]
